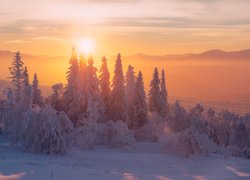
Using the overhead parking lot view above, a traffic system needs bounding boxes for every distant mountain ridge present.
[1,49,250,61]
[126,49,250,61]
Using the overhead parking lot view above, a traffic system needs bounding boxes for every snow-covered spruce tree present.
[148,67,166,116]
[99,56,111,120]
[32,73,43,106]
[49,83,64,111]
[160,69,168,117]
[111,53,126,122]
[133,71,147,130]
[8,51,24,103]
[21,67,33,111]
[63,47,80,126]
[22,66,29,87]
[125,65,136,128]
[78,54,88,118]
[85,57,104,124]
[74,57,105,149]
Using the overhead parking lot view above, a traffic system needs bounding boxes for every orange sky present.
[1,0,250,103]
[0,0,250,56]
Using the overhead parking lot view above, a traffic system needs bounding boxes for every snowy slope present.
[0,137,250,180]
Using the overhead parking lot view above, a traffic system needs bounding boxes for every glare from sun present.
[77,38,95,55]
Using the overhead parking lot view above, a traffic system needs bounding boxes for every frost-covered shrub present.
[74,125,95,149]
[134,122,158,142]
[104,121,135,147]
[148,112,166,138]
[161,127,218,157]
[166,101,189,132]
[23,106,67,155]
[94,121,135,148]
[57,112,75,147]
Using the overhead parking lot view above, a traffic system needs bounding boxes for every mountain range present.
[1,49,250,61]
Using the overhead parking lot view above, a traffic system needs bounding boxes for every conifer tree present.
[125,65,136,127]
[21,67,33,110]
[8,51,24,102]
[133,71,148,129]
[63,47,80,125]
[50,83,64,111]
[99,56,111,119]
[111,53,126,122]
[78,54,88,117]
[22,66,29,87]
[85,57,104,125]
[148,67,163,115]
[160,69,168,117]
[32,73,43,106]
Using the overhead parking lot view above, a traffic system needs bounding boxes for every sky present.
[0,0,250,56]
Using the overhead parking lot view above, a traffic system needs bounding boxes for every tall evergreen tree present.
[86,57,104,125]
[63,47,80,125]
[160,69,168,117]
[22,66,29,87]
[133,71,148,129]
[78,54,88,117]
[32,73,43,106]
[21,66,33,110]
[111,53,126,122]
[125,65,136,127]
[8,51,24,102]
[148,67,164,115]
[99,56,111,119]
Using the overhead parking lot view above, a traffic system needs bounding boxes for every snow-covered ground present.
[0,137,249,180]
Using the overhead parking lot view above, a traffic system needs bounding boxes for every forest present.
[0,48,249,159]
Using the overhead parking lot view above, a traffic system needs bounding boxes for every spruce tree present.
[32,73,43,106]
[148,67,162,115]
[160,69,168,117]
[86,57,104,125]
[63,47,80,125]
[22,66,29,87]
[125,65,136,127]
[8,51,24,102]
[21,66,33,110]
[99,56,111,120]
[111,53,126,122]
[78,54,88,117]
[133,71,147,129]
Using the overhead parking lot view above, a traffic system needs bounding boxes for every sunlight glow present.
[77,38,95,56]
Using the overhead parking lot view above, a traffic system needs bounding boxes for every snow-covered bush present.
[161,127,218,157]
[94,121,135,148]
[103,121,135,147]
[57,111,74,147]
[22,106,68,155]
[166,101,190,132]
[74,125,95,149]
[134,122,158,142]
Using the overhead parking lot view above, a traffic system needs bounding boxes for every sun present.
[77,38,95,55]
